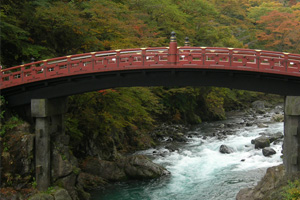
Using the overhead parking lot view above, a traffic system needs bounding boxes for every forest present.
[1,0,300,67]
[1,0,300,199]
[1,0,299,155]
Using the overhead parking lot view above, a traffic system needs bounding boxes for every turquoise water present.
[91,112,283,200]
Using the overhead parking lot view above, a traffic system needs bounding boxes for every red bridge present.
[1,34,300,106]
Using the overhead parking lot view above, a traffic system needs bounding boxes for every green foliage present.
[247,2,292,21]
[2,0,299,68]
[31,177,37,189]
[0,115,23,137]
[46,186,55,194]
[0,96,6,122]
[5,0,295,67]
[2,0,296,160]
[66,87,164,156]
[282,180,300,200]
[72,167,81,175]
[4,173,13,186]
[152,87,202,124]
[65,117,83,146]
[65,86,260,157]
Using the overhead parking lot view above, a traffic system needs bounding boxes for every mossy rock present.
[28,187,72,200]
[29,193,54,200]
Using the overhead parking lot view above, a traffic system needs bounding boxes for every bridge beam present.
[31,97,67,191]
[283,96,300,175]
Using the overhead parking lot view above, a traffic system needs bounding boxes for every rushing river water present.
[91,108,283,200]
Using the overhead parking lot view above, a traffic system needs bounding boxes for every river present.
[91,107,283,200]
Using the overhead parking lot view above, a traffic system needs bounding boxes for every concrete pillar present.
[283,96,300,175]
[31,97,67,191]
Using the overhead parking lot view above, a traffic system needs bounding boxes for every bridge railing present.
[177,47,300,73]
[1,47,300,90]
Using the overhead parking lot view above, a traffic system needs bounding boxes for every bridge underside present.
[3,68,300,106]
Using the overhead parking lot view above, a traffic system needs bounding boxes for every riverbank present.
[90,100,285,199]
[0,91,288,200]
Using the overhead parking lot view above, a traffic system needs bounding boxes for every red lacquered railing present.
[1,43,300,90]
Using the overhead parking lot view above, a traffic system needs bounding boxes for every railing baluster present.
[256,50,261,69]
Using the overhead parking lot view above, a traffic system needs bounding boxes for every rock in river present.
[253,136,270,149]
[269,132,284,143]
[121,155,170,179]
[252,100,265,110]
[262,147,276,157]
[219,145,234,154]
[81,155,170,182]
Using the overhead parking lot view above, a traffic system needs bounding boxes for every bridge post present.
[283,96,300,175]
[168,31,177,65]
[31,97,67,191]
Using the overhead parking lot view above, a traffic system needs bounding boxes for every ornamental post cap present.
[170,31,176,42]
[184,37,190,46]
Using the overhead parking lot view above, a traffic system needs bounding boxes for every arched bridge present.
[1,33,300,191]
[1,35,300,106]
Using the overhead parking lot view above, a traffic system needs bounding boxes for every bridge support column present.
[31,97,67,191]
[283,96,300,175]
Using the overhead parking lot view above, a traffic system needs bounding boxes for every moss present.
[282,180,300,200]
[0,115,24,137]
[72,167,81,175]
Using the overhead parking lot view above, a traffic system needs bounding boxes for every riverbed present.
[91,107,283,200]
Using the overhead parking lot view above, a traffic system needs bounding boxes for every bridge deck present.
[1,47,300,90]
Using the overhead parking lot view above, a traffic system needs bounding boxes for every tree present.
[256,10,300,53]
[247,2,291,21]
[0,1,48,66]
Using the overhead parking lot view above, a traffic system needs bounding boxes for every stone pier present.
[31,98,67,191]
[283,96,300,175]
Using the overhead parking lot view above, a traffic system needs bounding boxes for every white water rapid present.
[92,108,284,200]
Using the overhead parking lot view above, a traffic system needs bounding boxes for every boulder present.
[81,155,170,182]
[256,109,266,114]
[269,132,284,143]
[262,147,276,157]
[219,145,234,154]
[236,164,286,200]
[171,132,188,142]
[120,155,170,179]
[77,172,107,190]
[258,132,283,144]
[217,134,227,140]
[257,123,268,128]
[236,188,253,200]
[54,174,79,200]
[252,100,265,110]
[165,144,179,152]
[51,148,74,181]
[0,191,24,200]
[272,114,284,122]
[253,136,270,149]
[51,134,80,200]
[81,158,127,181]
[29,193,54,200]
[246,122,253,127]
[28,188,72,200]
[53,188,72,200]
